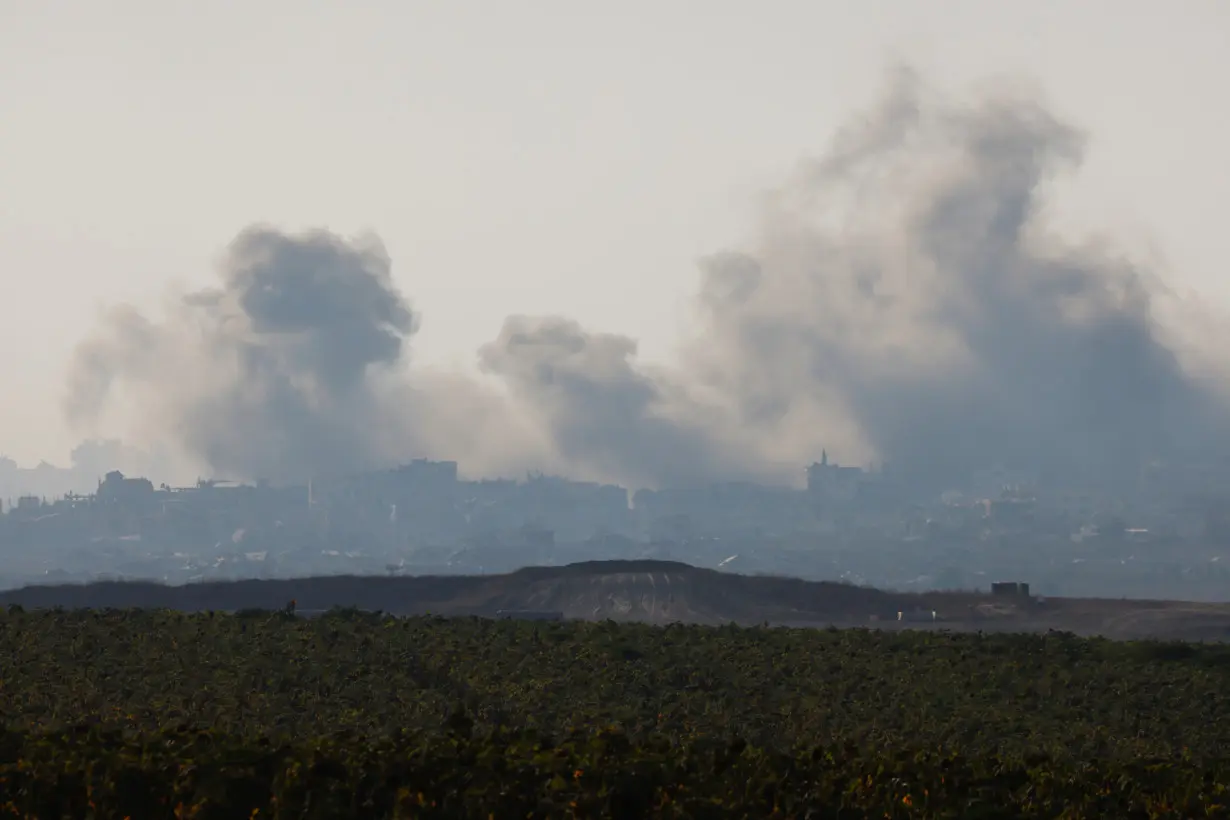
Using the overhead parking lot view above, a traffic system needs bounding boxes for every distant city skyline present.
[6,429,1230,605]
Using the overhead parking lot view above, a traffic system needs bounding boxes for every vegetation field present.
[3,606,1230,817]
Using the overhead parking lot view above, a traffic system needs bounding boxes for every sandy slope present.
[4,560,1230,641]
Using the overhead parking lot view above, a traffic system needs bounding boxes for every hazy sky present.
[2,0,1228,468]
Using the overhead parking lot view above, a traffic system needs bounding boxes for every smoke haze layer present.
[64,70,1230,490]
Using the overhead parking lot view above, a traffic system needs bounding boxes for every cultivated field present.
[4,607,1230,816]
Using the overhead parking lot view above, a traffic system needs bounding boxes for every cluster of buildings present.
[4,452,1230,601]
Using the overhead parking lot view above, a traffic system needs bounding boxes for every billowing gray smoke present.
[478,316,743,489]
[67,226,422,482]
[64,70,1230,491]
[681,70,1230,488]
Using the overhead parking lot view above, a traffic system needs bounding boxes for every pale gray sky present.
[2,0,1228,467]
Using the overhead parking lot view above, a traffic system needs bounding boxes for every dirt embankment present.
[4,560,1230,641]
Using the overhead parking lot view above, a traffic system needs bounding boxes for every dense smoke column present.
[684,72,1227,490]
[66,226,421,484]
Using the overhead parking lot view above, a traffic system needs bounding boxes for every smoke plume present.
[680,70,1229,488]
[478,315,744,489]
[65,69,1230,491]
[67,227,423,482]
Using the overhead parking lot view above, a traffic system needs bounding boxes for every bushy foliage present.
[2,607,1230,817]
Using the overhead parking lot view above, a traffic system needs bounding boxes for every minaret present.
[821,449,828,467]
